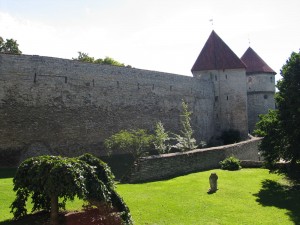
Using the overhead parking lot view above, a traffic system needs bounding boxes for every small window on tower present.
[226,74,228,79]
[215,75,217,81]
[270,77,273,82]
[215,96,218,102]
[264,94,268,99]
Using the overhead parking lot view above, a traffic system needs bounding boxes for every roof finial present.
[248,35,251,47]
[209,18,214,29]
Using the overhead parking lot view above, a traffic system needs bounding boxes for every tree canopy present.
[276,52,300,164]
[254,51,300,176]
[0,37,22,54]
[11,154,132,225]
[73,51,130,67]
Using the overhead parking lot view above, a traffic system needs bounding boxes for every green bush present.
[153,121,171,154]
[220,156,242,171]
[173,101,197,152]
[105,129,154,159]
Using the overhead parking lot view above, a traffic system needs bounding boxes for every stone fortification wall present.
[193,69,248,138]
[0,54,214,166]
[127,137,261,183]
[246,73,276,132]
[246,73,276,93]
[247,93,275,132]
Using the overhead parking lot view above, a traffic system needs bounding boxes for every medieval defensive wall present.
[0,53,215,166]
[0,30,275,167]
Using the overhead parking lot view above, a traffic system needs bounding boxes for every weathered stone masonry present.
[0,54,214,166]
[127,137,262,183]
[0,31,275,167]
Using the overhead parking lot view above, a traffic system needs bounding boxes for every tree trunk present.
[50,194,59,225]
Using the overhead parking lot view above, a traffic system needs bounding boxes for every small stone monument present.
[208,173,218,193]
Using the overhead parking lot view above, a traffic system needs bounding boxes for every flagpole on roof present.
[248,34,251,47]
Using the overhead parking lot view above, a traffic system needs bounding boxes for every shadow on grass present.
[0,209,124,225]
[0,211,50,225]
[254,179,300,224]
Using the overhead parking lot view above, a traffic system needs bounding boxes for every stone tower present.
[241,47,276,133]
[191,31,248,140]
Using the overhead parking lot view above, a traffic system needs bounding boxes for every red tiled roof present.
[241,47,276,75]
[191,30,246,72]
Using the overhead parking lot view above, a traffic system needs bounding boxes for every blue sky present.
[0,0,299,80]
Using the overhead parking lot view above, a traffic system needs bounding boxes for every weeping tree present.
[10,154,132,225]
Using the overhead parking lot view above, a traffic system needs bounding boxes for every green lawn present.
[117,169,299,225]
[1,168,299,225]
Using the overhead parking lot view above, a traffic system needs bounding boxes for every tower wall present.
[193,68,248,139]
[247,73,276,132]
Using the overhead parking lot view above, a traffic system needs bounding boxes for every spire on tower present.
[191,30,246,71]
[241,47,276,75]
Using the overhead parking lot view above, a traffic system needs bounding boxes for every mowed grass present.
[117,169,299,225]
[1,168,299,225]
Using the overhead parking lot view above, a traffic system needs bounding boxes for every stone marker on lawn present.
[208,173,218,193]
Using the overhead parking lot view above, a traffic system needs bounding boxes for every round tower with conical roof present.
[192,31,248,142]
[241,47,276,133]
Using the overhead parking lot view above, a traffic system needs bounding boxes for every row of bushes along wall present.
[126,137,262,183]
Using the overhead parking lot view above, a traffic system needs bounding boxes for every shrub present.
[220,156,242,171]
[220,129,241,145]
[198,141,207,149]
[105,129,154,159]
[153,121,171,154]
[173,101,197,152]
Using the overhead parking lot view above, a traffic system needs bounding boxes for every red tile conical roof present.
[191,30,246,72]
[241,47,276,75]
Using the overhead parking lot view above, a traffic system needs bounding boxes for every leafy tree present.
[153,121,171,154]
[254,51,300,175]
[276,52,300,166]
[73,52,126,67]
[254,110,283,166]
[173,101,197,151]
[105,129,154,159]
[103,56,125,66]
[0,36,22,54]
[73,51,94,63]
[10,154,132,225]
